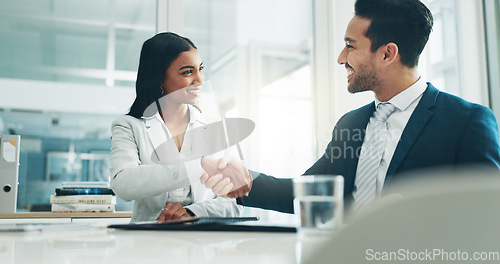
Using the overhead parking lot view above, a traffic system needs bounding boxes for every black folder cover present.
[108,217,296,233]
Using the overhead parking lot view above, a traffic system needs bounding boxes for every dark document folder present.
[108,217,296,233]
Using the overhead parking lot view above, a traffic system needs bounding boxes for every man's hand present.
[157,203,192,223]
[200,156,252,198]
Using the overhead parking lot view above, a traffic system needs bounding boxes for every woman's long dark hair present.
[128,32,197,118]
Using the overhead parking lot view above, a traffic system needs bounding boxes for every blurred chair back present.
[304,167,500,263]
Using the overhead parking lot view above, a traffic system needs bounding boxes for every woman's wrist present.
[185,208,196,217]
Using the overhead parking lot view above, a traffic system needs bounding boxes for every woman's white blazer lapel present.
[143,113,180,165]
[141,106,216,202]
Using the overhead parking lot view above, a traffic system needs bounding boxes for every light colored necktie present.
[354,102,396,211]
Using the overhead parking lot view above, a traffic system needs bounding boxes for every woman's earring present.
[160,86,165,95]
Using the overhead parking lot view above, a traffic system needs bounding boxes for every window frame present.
[484,0,500,122]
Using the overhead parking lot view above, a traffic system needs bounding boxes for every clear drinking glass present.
[293,175,344,237]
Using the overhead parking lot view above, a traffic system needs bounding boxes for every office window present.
[176,0,313,222]
[484,0,500,121]
[0,0,155,86]
[0,0,155,211]
[424,0,460,95]
[182,0,315,179]
[420,0,489,105]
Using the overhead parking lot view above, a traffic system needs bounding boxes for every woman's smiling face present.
[162,48,205,105]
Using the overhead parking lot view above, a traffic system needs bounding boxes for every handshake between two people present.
[158,156,252,223]
[200,156,252,198]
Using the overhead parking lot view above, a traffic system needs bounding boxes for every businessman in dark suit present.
[200,0,500,213]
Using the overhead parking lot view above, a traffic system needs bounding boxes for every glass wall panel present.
[422,0,460,95]
[0,0,155,211]
[422,0,489,104]
[0,0,155,85]
[182,0,314,179]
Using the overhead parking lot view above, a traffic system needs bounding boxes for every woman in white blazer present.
[110,32,241,223]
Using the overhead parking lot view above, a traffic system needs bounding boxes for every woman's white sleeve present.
[185,197,242,217]
[109,117,189,202]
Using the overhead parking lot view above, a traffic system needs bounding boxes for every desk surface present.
[0,223,326,264]
[0,212,132,219]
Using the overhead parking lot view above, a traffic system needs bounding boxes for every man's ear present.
[381,42,399,64]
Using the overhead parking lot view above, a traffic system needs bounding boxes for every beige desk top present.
[0,212,132,219]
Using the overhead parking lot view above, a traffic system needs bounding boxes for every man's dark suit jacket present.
[239,83,500,213]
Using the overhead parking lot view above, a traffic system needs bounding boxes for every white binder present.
[0,135,20,213]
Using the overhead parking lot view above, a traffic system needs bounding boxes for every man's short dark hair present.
[355,0,433,68]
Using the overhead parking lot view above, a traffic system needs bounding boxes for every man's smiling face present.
[337,15,381,94]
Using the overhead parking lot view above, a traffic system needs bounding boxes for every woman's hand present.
[157,203,193,223]
[200,156,252,198]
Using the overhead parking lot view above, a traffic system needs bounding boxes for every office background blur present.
[0,0,499,213]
